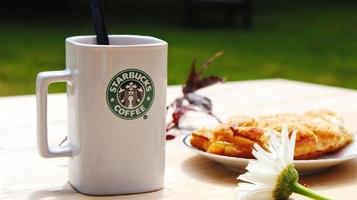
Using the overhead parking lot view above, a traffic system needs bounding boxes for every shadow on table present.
[181,155,238,186]
[300,159,357,189]
[182,155,357,189]
[27,183,78,200]
[28,182,164,200]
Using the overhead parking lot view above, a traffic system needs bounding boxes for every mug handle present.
[36,69,73,158]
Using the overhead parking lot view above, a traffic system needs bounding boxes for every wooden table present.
[1,79,357,199]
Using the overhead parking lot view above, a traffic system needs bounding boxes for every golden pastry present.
[190,109,353,159]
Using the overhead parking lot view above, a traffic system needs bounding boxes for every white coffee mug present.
[36,35,167,195]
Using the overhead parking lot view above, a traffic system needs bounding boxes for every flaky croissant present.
[190,109,354,159]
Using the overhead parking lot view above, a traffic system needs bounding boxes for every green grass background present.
[0,1,357,96]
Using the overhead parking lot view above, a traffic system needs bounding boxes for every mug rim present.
[66,35,167,48]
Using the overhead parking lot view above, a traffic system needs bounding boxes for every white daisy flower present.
[236,125,330,200]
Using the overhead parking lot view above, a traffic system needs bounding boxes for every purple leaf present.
[166,52,225,138]
[182,51,225,94]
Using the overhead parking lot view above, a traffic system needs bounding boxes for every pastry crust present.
[190,109,353,159]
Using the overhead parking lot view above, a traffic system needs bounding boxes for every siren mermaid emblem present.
[118,81,144,109]
[106,68,155,120]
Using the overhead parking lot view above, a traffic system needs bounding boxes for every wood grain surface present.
[1,79,357,200]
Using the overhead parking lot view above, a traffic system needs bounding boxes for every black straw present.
[89,0,109,45]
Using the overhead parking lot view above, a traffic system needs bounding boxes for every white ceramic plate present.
[183,134,357,175]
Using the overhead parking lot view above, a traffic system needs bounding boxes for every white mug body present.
[64,35,167,195]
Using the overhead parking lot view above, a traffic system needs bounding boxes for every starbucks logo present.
[106,68,155,120]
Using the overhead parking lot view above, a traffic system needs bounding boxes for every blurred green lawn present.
[1,1,357,96]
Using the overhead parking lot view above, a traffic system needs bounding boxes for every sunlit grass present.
[0,1,357,96]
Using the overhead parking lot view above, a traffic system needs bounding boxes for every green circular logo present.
[106,68,155,120]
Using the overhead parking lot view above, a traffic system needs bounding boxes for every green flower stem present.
[292,182,331,200]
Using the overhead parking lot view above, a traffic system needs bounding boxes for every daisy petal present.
[238,172,276,185]
[235,125,298,200]
[289,130,297,162]
[236,185,273,200]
